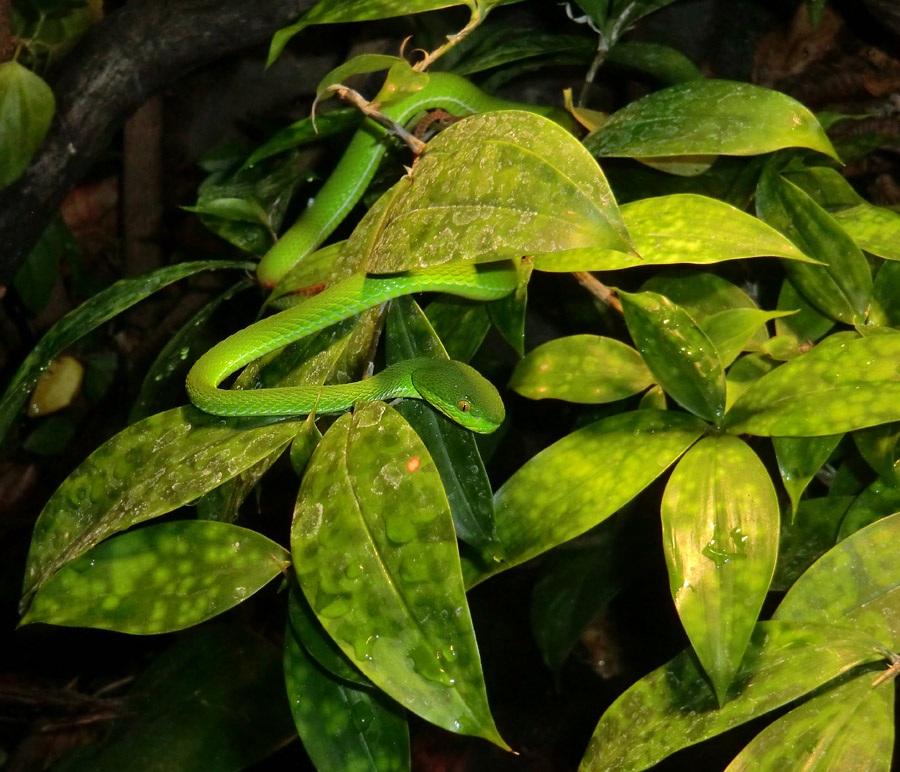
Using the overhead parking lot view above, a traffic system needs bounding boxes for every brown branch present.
[0,0,317,285]
[571,270,621,313]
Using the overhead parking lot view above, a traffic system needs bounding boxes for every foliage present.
[5,0,900,770]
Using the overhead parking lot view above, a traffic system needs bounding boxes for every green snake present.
[255,71,563,288]
[188,73,562,432]
[186,261,519,432]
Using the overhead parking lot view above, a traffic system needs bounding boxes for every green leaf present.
[0,61,55,188]
[52,626,296,772]
[837,477,900,541]
[607,41,703,84]
[724,334,900,436]
[775,512,900,647]
[775,278,834,342]
[244,109,362,168]
[476,410,706,585]
[314,54,413,102]
[291,403,507,747]
[870,261,900,327]
[583,80,837,160]
[578,621,885,772]
[724,674,894,772]
[386,297,498,552]
[13,218,78,313]
[425,299,491,363]
[756,166,872,324]
[509,335,653,403]
[725,353,777,411]
[284,609,410,772]
[853,422,900,483]
[620,289,725,423]
[530,194,809,272]
[700,309,789,367]
[773,496,853,591]
[0,259,253,445]
[773,434,842,515]
[641,270,763,325]
[22,521,289,634]
[361,110,634,272]
[661,436,779,703]
[22,407,299,603]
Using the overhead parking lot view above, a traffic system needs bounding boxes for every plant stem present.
[571,271,621,313]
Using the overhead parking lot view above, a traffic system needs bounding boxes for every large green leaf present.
[724,674,895,772]
[284,610,410,772]
[775,512,900,647]
[360,110,633,272]
[700,309,789,368]
[620,290,725,423]
[579,621,885,772]
[530,194,808,272]
[773,434,842,515]
[775,278,834,343]
[22,407,299,604]
[474,410,706,585]
[22,521,289,634]
[854,422,900,483]
[583,80,837,160]
[291,402,506,746]
[661,436,779,703]
[837,477,900,541]
[0,61,55,187]
[724,334,900,436]
[386,297,498,552]
[0,260,252,445]
[756,166,872,325]
[871,260,900,327]
[53,626,296,772]
[509,335,653,404]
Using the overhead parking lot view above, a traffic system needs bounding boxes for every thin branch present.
[571,270,621,313]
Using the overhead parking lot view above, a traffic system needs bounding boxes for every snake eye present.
[457,399,471,413]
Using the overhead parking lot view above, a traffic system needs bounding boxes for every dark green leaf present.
[620,290,725,423]
[837,477,900,541]
[583,80,837,160]
[661,436,779,702]
[0,260,253,445]
[23,521,289,633]
[509,335,653,403]
[725,353,777,411]
[0,61,55,187]
[22,407,299,603]
[607,41,702,84]
[13,218,77,313]
[870,261,900,327]
[244,109,362,168]
[578,621,885,772]
[853,422,900,483]
[775,278,834,342]
[425,299,491,363]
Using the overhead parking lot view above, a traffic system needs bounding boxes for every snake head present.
[412,360,505,433]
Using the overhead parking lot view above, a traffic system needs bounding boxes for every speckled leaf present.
[386,296,498,552]
[642,270,763,325]
[284,610,409,772]
[837,477,900,542]
[775,512,900,647]
[51,626,296,772]
[701,310,789,367]
[291,403,506,746]
[775,278,834,342]
[773,496,853,591]
[0,260,252,445]
[509,335,653,403]
[773,434,842,515]
[473,410,705,585]
[756,167,872,324]
[725,354,778,411]
[854,422,900,483]
[362,110,633,272]
[22,521,289,634]
[620,290,726,423]
[724,335,900,436]
[22,406,300,603]
[530,194,809,272]
[583,80,837,160]
[0,61,55,187]
[870,261,900,327]
[661,436,779,703]
[578,621,886,772]
[725,674,894,772]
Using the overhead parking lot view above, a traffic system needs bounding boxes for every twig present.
[329,84,426,154]
[571,270,621,313]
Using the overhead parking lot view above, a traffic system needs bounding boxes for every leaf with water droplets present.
[530,194,810,272]
[773,434,842,516]
[284,602,410,772]
[578,621,885,772]
[724,334,900,436]
[291,402,507,747]
[509,335,654,404]
[661,435,779,704]
[362,110,633,272]
[756,166,872,325]
[583,80,837,160]
[620,289,726,424]
[21,521,289,634]
[776,512,900,647]
[471,410,705,586]
[21,407,300,605]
